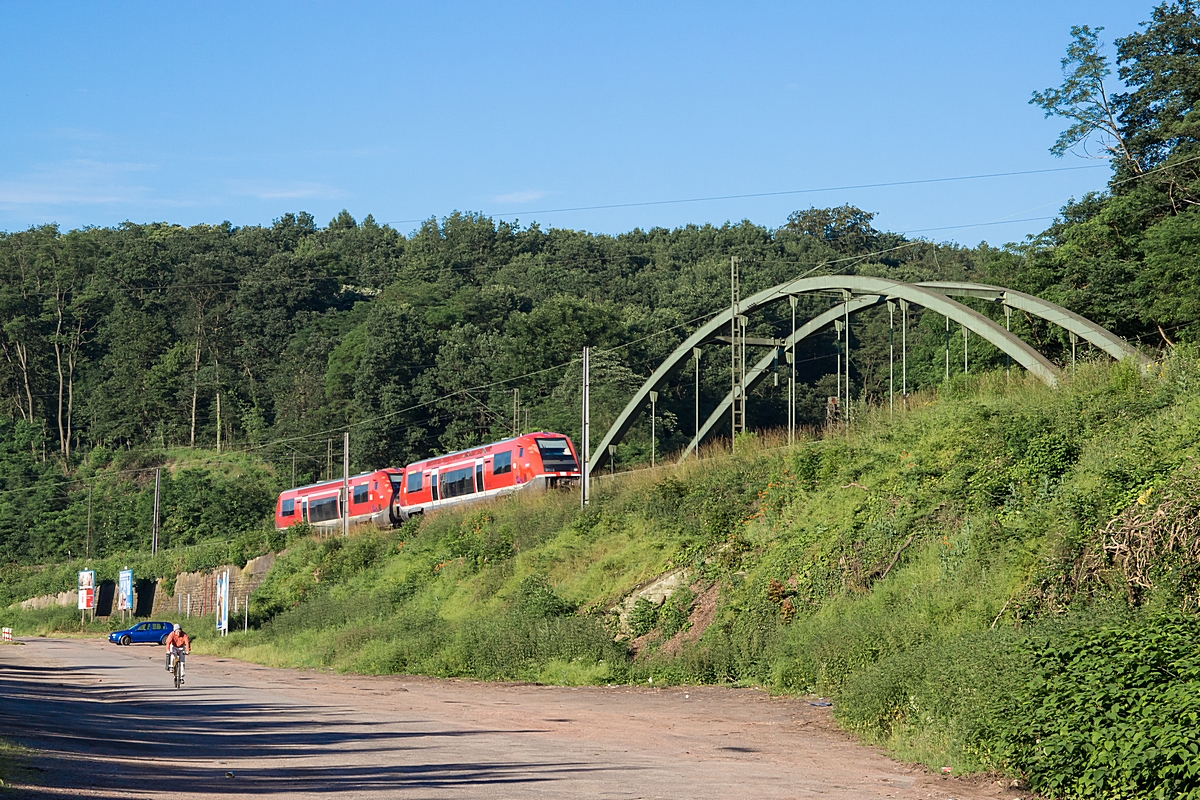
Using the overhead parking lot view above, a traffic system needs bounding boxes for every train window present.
[353,484,369,504]
[493,451,512,474]
[536,437,579,471]
[407,471,423,492]
[281,498,295,517]
[476,463,484,492]
[441,466,475,499]
[309,496,340,523]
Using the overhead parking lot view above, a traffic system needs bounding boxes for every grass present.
[8,353,1200,797]
[0,738,32,792]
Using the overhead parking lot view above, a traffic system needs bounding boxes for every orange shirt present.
[164,630,190,651]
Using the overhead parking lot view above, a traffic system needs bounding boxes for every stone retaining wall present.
[14,552,277,619]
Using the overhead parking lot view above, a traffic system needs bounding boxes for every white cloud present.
[0,159,156,208]
[493,189,548,204]
[226,180,343,200]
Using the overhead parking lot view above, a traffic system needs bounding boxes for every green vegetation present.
[180,354,1200,798]
[0,737,31,791]
[4,4,1200,799]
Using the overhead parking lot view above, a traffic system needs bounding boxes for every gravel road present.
[0,638,1026,799]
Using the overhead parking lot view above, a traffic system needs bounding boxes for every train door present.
[475,459,485,493]
[430,470,439,503]
[301,497,309,523]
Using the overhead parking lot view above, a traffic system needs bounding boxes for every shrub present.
[1003,613,1200,799]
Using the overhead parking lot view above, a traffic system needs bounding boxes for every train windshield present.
[535,438,578,471]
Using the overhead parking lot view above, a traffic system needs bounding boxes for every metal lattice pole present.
[581,346,590,507]
[693,347,702,456]
[888,300,896,419]
[789,295,797,443]
[944,315,950,382]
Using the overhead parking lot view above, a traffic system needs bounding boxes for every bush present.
[1003,613,1200,799]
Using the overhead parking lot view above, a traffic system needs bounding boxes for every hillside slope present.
[184,354,1200,797]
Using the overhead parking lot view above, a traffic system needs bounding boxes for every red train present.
[274,468,403,530]
[274,432,581,530]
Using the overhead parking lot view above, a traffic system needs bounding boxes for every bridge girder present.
[587,276,1069,475]
[672,281,1149,461]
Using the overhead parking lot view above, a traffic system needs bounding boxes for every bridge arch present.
[588,276,1067,475]
[671,281,1149,460]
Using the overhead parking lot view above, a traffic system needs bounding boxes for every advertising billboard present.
[216,570,229,633]
[77,570,95,610]
[117,569,134,612]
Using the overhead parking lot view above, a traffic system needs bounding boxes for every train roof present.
[405,432,571,469]
[281,467,401,496]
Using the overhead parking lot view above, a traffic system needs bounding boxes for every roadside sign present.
[216,570,229,633]
[117,569,134,612]
[77,570,95,610]
[2,628,12,642]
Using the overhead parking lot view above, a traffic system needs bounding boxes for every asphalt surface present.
[0,638,1025,799]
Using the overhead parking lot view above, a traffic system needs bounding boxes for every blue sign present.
[117,569,134,612]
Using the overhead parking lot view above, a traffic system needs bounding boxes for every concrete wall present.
[153,552,276,617]
[18,591,76,611]
[14,552,277,619]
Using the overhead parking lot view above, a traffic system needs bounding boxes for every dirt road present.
[0,638,1023,799]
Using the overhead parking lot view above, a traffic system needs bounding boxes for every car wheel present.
[120,635,131,646]
[160,635,168,645]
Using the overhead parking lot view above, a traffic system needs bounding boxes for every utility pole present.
[888,300,896,419]
[512,388,519,437]
[963,325,969,374]
[326,439,332,481]
[789,295,797,444]
[151,468,160,555]
[609,444,616,477]
[944,315,950,382]
[291,451,296,487]
[86,486,92,560]
[843,291,851,424]
[834,319,843,423]
[730,256,745,446]
[901,299,909,401]
[649,390,658,468]
[693,347,702,456]
[1005,305,1012,380]
[342,431,350,538]
[581,347,590,508]
[216,391,221,453]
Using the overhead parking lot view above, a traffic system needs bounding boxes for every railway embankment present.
[191,354,1200,798]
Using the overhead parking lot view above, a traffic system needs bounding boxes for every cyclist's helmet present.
[173,623,181,632]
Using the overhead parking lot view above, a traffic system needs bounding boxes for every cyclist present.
[164,623,190,681]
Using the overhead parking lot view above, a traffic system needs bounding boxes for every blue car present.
[108,621,173,646]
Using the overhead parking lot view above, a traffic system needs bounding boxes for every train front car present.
[392,431,581,519]
[274,467,404,531]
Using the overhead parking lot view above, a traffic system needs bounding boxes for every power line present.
[382,165,1107,224]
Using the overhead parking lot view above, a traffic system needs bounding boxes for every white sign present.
[1,628,12,642]
[77,570,95,610]
[216,570,229,633]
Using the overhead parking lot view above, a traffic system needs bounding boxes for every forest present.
[2,0,1200,567]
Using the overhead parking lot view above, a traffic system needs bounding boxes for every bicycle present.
[169,651,185,689]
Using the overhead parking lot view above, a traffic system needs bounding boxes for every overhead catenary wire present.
[381,164,1109,224]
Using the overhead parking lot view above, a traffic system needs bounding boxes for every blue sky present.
[1,1,1149,245]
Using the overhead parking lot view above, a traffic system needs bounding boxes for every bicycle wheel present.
[173,660,182,689]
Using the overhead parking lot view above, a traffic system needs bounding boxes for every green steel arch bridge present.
[586,275,1149,477]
